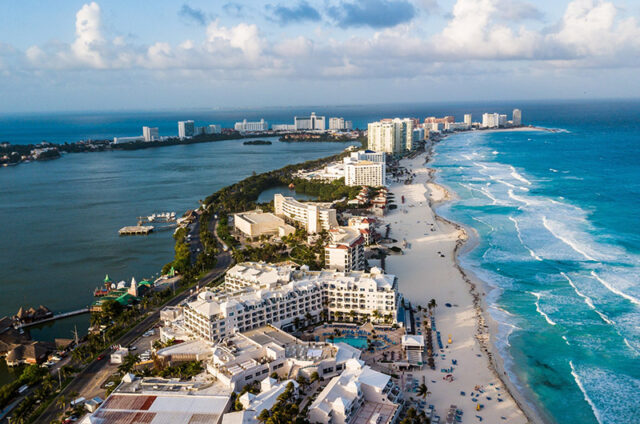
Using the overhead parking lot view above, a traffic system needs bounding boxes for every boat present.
[147,212,176,222]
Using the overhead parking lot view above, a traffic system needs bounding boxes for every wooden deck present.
[119,225,154,235]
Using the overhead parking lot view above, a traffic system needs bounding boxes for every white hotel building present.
[295,112,326,130]
[274,193,338,234]
[367,118,414,155]
[182,262,400,342]
[344,160,385,187]
[329,117,353,131]
[325,227,365,272]
[309,358,402,424]
[234,119,269,132]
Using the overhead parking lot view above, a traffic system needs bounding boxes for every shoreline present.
[384,141,545,424]
[425,154,547,424]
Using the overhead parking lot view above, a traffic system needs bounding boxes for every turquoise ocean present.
[431,101,640,424]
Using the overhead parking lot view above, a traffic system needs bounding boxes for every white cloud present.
[71,2,106,68]
[9,0,640,82]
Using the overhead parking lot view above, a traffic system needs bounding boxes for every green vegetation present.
[243,140,272,145]
[290,178,361,202]
[256,382,308,424]
[399,407,431,424]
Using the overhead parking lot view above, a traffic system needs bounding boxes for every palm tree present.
[429,298,437,310]
[417,383,431,398]
[56,394,67,411]
[348,310,357,322]
[372,310,381,322]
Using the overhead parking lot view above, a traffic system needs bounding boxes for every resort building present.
[80,374,230,424]
[412,127,426,142]
[424,116,455,124]
[178,120,195,139]
[206,325,360,391]
[274,193,338,234]
[142,126,159,141]
[348,216,375,245]
[401,335,425,367]
[234,119,269,132]
[350,150,386,163]
[222,378,299,424]
[329,117,353,131]
[294,112,326,130]
[325,227,365,272]
[464,114,472,126]
[233,210,295,240]
[344,159,385,187]
[181,262,400,342]
[308,358,402,424]
[513,109,522,126]
[444,122,471,131]
[367,118,414,154]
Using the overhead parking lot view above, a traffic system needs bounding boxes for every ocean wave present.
[561,272,614,325]
[590,271,640,306]
[541,216,597,261]
[510,166,532,185]
[530,292,557,326]
[509,216,543,261]
[623,338,640,356]
[569,361,603,424]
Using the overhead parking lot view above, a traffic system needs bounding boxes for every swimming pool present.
[332,337,369,349]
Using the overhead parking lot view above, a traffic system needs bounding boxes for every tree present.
[417,383,431,398]
[101,299,123,320]
[310,371,319,383]
[429,298,437,310]
[372,310,381,322]
[348,310,357,322]
[257,408,271,422]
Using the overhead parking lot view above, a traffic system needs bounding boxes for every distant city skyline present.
[1,0,639,113]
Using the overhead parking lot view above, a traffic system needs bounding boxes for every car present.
[97,355,104,360]
[128,346,137,351]
[105,381,115,388]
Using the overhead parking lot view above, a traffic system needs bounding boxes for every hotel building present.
[367,118,414,154]
[182,262,400,342]
[274,193,338,234]
[233,210,295,239]
[344,159,385,187]
[207,325,361,392]
[178,120,195,139]
[142,126,159,141]
[513,109,522,126]
[350,150,386,163]
[482,113,500,128]
[309,358,402,424]
[464,114,472,126]
[234,119,269,132]
[329,117,353,131]
[295,112,326,130]
[325,227,365,272]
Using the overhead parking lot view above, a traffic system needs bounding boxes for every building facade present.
[464,114,472,126]
[367,118,413,154]
[325,227,365,272]
[234,119,269,132]
[181,263,400,342]
[329,117,353,131]
[178,120,195,139]
[234,210,295,239]
[295,112,326,130]
[344,160,385,187]
[142,126,159,141]
[513,109,522,126]
[274,194,338,234]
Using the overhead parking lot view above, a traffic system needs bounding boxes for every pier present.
[16,308,89,328]
[119,225,154,235]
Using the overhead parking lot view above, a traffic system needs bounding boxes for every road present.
[34,213,232,424]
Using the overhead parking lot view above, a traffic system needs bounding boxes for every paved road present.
[34,215,232,423]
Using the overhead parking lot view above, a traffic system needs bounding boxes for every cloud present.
[266,1,321,25]
[72,2,106,67]
[11,0,640,83]
[330,0,416,28]
[497,1,544,21]
[223,2,245,17]
[179,4,208,26]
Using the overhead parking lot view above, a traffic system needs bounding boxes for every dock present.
[17,308,89,328]
[119,225,154,235]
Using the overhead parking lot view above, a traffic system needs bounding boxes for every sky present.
[0,0,639,113]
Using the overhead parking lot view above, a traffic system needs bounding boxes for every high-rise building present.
[464,114,472,126]
[234,119,269,132]
[344,159,385,187]
[178,120,195,139]
[329,117,353,131]
[482,113,500,128]
[424,116,455,124]
[499,114,507,127]
[295,112,326,130]
[274,194,338,234]
[513,109,522,126]
[142,126,159,142]
[367,118,413,154]
[325,227,365,272]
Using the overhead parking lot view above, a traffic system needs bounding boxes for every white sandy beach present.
[383,150,539,424]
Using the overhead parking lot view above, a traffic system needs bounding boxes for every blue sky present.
[1,0,639,112]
